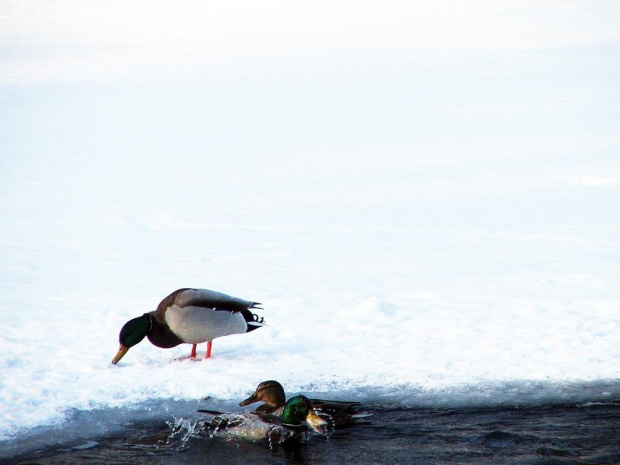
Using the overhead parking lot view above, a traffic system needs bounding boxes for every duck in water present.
[199,395,327,444]
[239,380,369,429]
[112,288,265,364]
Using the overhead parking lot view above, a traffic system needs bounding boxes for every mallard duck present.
[112,288,265,364]
[239,380,369,428]
[198,395,327,444]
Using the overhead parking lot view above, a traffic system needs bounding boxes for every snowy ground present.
[1,0,619,457]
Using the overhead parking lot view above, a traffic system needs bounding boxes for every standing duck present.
[199,395,327,444]
[239,380,369,428]
[112,288,265,364]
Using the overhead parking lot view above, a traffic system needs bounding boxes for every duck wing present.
[158,288,261,314]
[310,399,370,428]
[310,399,362,414]
[157,289,265,332]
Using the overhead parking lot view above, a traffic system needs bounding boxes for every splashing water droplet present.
[165,416,201,450]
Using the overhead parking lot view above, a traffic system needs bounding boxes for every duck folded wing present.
[310,399,363,414]
[158,288,262,314]
[309,399,371,428]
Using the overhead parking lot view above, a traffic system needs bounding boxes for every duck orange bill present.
[112,345,129,365]
[306,408,327,434]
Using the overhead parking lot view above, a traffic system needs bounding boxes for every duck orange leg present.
[205,341,212,359]
[190,344,197,359]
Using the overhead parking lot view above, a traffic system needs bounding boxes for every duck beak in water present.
[306,408,327,434]
[111,345,129,365]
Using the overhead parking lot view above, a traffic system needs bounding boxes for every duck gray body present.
[150,288,263,347]
[199,395,326,445]
[112,288,265,364]
[203,412,296,443]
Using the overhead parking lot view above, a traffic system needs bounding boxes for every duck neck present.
[146,311,184,348]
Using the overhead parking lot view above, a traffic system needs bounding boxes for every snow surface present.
[1,0,619,457]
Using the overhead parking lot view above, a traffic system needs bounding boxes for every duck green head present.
[281,395,327,434]
[111,314,150,365]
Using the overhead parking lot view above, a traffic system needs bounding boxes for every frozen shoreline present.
[2,292,618,443]
[3,382,620,460]
[3,377,620,451]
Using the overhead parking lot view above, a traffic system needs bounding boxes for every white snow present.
[1,0,619,457]
[580,176,619,187]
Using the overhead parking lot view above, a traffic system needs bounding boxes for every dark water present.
[5,404,620,465]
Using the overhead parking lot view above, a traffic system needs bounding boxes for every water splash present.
[165,416,201,449]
